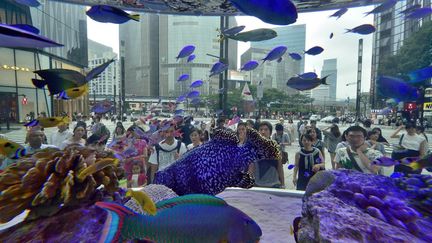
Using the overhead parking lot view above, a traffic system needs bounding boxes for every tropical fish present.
[287,164,295,170]
[11,24,40,34]
[262,46,287,63]
[277,57,283,63]
[0,138,26,159]
[377,76,419,101]
[222,25,245,36]
[177,74,189,82]
[305,46,324,56]
[154,128,280,195]
[0,23,62,48]
[85,59,115,82]
[190,80,203,88]
[286,75,329,91]
[187,90,200,99]
[405,7,432,19]
[345,24,376,35]
[407,65,432,83]
[364,0,397,16]
[400,4,422,15]
[86,5,139,24]
[13,0,40,7]
[176,45,195,60]
[57,84,89,100]
[125,189,157,215]
[176,95,186,103]
[329,7,348,19]
[95,196,262,243]
[187,54,196,63]
[209,62,228,77]
[228,0,297,25]
[372,155,432,170]
[24,116,70,128]
[329,32,334,39]
[241,60,259,71]
[91,100,113,114]
[289,52,302,60]
[226,28,277,42]
[298,72,318,80]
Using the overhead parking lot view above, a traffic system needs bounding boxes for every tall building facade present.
[88,40,119,99]
[119,14,238,98]
[312,59,337,104]
[0,0,89,122]
[370,0,431,108]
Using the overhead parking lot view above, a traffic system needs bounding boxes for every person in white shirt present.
[148,126,187,183]
[60,125,86,150]
[186,128,203,151]
[50,123,72,148]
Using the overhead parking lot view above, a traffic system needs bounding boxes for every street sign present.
[425,88,432,98]
[424,102,432,110]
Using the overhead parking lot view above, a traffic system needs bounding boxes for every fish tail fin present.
[32,79,47,89]
[24,119,39,127]
[128,14,140,21]
[344,29,351,34]
[321,75,331,84]
[95,202,136,243]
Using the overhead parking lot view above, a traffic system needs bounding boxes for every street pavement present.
[1,119,431,190]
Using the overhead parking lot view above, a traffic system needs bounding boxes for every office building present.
[313,58,337,103]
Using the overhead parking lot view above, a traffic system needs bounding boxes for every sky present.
[87,5,374,101]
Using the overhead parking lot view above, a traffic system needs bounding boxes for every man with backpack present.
[148,125,187,183]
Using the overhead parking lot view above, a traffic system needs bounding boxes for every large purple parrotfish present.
[0,23,62,48]
[96,194,262,243]
[377,76,419,102]
[154,128,280,195]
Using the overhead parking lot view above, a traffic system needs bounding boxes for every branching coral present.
[0,146,123,223]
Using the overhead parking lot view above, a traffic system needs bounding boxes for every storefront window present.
[15,50,36,88]
[0,48,17,87]
[17,87,37,122]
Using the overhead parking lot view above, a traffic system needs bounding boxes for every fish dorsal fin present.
[211,129,239,144]
[155,194,227,210]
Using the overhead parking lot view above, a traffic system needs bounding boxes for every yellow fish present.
[24,116,70,128]
[57,84,89,100]
[0,138,26,159]
[126,189,157,216]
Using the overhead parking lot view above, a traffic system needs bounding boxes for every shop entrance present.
[0,92,18,123]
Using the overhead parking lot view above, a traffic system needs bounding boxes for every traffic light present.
[404,102,417,111]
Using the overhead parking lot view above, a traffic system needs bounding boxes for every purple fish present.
[241,60,259,71]
[91,100,113,114]
[371,157,400,166]
[298,72,318,80]
[377,76,419,101]
[222,25,246,36]
[364,0,397,16]
[86,5,140,24]
[287,164,295,170]
[187,90,200,99]
[0,23,63,48]
[209,62,229,77]
[289,53,302,60]
[11,24,40,34]
[345,24,376,35]
[190,80,203,88]
[277,57,283,63]
[286,75,329,91]
[228,0,298,25]
[176,45,195,60]
[405,7,432,19]
[329,7,348,19]
[14,0,40,7]
[305,46,324,56]
[177,74,190,82]
[176,95,186,103]
[187,54,196,63]
[86,59,115,82]
[262,46,287,63]
[329,32,334,39]
[400,4,422,15]
[408,66,432,83]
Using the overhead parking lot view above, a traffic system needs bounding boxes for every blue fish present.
[408,66,432,83]
[345,24,376,35]
[177,74,190,82]
[399,4,422,15]
[14,0,40,7]
[298,72,318,80]
[176,95,186,103]
[11,24,40,34]
[187,54,196,63]
[329,7,348,19]
[91,100,113,114]
[287,164,295,170]
[286,75,329,91]
[289,52,302,60]
[305,46,324,56]
[187,90,200,99]
[222,25,245,36]
[377,76,419,101]
[176,45,195,60]
[86,5,139,24]
[209,62,228,77]
[190,80,203,88]
[329,32,334,39]
[0,23,62,49]
[86,59,115,81]
[262,46,287,63]
[228,0,298,25]
[405,7,432,19]
[364,0,397,16]
[241,60,259,71]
